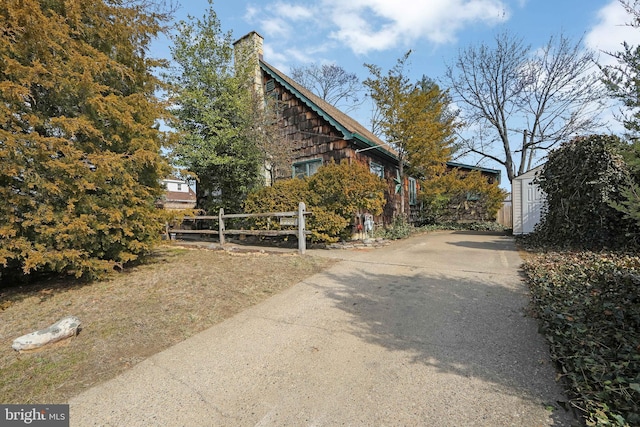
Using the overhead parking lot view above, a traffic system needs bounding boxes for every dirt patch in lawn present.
[0,246,335,404]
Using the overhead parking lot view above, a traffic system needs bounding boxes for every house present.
[512,165,545,234]
[233,31,501,224]
[234,31,406,223]
[445,162,501,185]
[157,178,197,210]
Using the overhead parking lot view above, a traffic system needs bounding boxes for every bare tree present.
[444,31,606,183]
[290,63,362,112]
[246,93,294,185]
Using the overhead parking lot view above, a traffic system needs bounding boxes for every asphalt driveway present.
[70,231,575,426]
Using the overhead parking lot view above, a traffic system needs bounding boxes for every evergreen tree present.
[601,1,640,227]
[166,4,262,214]
[364,53,459,215]
[0,0,172,280]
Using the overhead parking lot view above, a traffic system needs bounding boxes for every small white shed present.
[512,165,545,235]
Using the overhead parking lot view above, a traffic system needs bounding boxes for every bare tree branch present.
[290,63,363,113]
[444,31,605,183]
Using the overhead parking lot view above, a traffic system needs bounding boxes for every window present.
[408,177,417,205]
[177,183,182,191]
[370,161,384,178]
[293,159,322,178]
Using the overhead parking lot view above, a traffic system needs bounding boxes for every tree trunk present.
[399,154,405,216]
[12,316,81,351]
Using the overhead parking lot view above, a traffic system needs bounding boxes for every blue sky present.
[152,0,640,178]
[157,0,640,78]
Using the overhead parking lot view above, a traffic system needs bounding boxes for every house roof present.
[260,58,503,181]
[259,60,399,162]
[164,188,197,203]
[446,161,502,182]
[513,164,544,181]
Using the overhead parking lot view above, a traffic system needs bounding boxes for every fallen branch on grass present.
[12,316,81,352]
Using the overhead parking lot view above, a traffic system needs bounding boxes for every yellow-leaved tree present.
[364,53,460,216]
[0,0,173,281]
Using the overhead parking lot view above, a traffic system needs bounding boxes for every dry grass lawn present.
[0,245,334,404]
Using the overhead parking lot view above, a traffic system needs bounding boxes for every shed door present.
[522,178,544,234]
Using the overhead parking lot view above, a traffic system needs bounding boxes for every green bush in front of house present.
[244,162,386,243]
[534,135,638,250]
[307,161,387,220]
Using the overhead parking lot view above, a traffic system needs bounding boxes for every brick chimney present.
[233,31,264,95]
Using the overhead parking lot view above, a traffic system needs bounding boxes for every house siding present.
[262,69,401,223]
[264,76,346,177]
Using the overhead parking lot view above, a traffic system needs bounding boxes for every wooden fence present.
[166,202,310,255]
[496,200,512,229]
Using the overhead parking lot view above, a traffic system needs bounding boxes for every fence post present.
[298,202,306,255]
[219,208,225,246]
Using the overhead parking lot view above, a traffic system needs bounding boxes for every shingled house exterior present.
[233,31,500,224]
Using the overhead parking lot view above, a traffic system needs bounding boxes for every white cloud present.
[245,0,510,57]
[323,0,509,54]
[274,2,314,21]
[260,17,291,39]
[262,43,291,71]
[585,0,640,67]
[244,6,259,22]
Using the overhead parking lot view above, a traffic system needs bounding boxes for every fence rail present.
[167,202,310,255]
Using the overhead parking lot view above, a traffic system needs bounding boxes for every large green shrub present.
[0,0,171,282]
[419,170,506,224]
[308,161,386,219]
[243,178,347,243]
[244,161,385,243]
[535,135,637,249]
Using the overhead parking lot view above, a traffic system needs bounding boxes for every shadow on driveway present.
[311,263,576,426]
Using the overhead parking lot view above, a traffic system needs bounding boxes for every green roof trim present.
[446,161,501,183]
[260,62,351,139]
[351,132,398,160]
[259,61,398,162]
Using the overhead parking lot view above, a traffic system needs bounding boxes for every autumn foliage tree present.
[364,53,459,216]
[0,0,172,281]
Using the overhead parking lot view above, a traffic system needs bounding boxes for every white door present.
[522,178,544,234]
